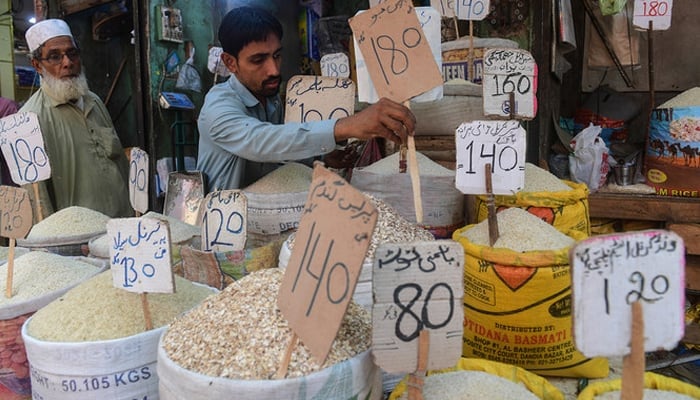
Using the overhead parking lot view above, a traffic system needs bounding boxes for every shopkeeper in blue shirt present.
[197,6,416,191]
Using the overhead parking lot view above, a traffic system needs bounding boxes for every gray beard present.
[39,69,90,104]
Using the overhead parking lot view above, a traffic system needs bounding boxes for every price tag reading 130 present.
[570,230,684,357]
[201,189,246,252]
[0,111,51,185]
[278,165,377,364]
[107,217,175,294]
[372,241,464,373]
[482,48,538,120]
[455,120,526,195]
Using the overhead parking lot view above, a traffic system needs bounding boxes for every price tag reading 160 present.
[455,120,526,195]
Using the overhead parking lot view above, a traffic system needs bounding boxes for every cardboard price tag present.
[278,165,378,364]
[372,241,464,373]
[0,111,51,185]
[107,217,175,294]
[633,0,673,30]
[482,48,538,120]
[570,230,685,357]
[320,53,351,78]
[129,147,149,214]
[455,120,526,195]
[349,0,443,103]
[200,190,246,252]
[0,186,32,239]
[284,75,356,123]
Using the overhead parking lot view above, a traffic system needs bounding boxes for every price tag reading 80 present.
[570,230,685,357]
[482,48,538,120]
[320,53,350,78]
[129,147,149,214]
[0,112,51,185]
[372,241,464,373]
[201,190,246,252]
[633,0,673,30]
[455,0,491,20]
[284,75,356,123]
[455,120,526,195]
[107,217,175,294]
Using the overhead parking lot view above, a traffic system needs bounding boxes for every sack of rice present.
[473,162,591,238]
[0,252,105,399]
[17,206,111,256]
[351,151,464,238]
[242,162,312,245]
[453,208,608,378]
[578,372,700,399]
[158,268,380,400]
[389,357,565,400]
[22,271,216,400]
[644,87,700,198]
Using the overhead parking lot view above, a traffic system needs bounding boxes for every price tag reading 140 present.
[0,111,51,185]
[107,217,175,294]
[372,241,464,374]
[570,230,684,357]
[455,120,526,195]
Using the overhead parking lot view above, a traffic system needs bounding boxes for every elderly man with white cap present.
[20,18,132,218]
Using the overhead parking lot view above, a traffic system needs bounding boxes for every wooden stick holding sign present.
[570,230,685,400]
[484,164,499,246]
[107,217,175,331]
[277,163,377,368]
[372,241,464,400]
[0,186,33,298]
[349,0,443,226]
[0,112,52,222]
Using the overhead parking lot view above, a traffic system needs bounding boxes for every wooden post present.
[621,301,645,400]
[276,333,298,379]
[485,164,499,246]
[407,330,429,400]
[141,293,154,331]
[4,238,15,298]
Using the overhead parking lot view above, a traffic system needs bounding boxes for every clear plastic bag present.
[569,123,610,192]
[176,48,202,93]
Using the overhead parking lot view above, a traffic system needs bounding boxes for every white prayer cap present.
[25,19,74,52]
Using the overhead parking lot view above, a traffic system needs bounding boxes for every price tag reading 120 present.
[633,0,673,30]
[0,111,51,185]
[107,217,175,294]
[570,230,684,357]
[372,241,464,374]
[201,189,246,252]
[482,48,538,120]
[284,75,355,123]
[455,120,526,195]
[278,165,377,364]
[129,147,149,214]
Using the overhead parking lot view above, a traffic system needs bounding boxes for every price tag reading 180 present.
[278,165,377,364]
[570,230,684,357]
[107,217,175,294]
[372,241,464,374]
[0,111,51,185]
[320,53,350,78]
[129,147,149,214]
[201,190,246,252]
[633,0,673,30]
[455,120,526,195]
[482,48,538,120]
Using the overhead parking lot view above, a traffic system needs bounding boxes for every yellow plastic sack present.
[453,226,609,378]
[578,372,700,399]
[389,357,565,400]
[474,180,591,238]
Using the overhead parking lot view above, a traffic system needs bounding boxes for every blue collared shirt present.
[196,74,337,191]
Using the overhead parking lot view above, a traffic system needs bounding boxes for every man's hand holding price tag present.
[284,76,356,123]
[129,147,149,215]
[372,241,464,373]
[455,120,526,195]
[200,190,246,252]
[277,164,377,367]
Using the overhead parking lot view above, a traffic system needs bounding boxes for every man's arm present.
[333,97,416,145]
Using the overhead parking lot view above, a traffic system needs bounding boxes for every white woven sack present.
[244,191,308,235]
[157,341,381,400]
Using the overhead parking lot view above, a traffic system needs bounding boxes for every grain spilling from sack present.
[594,389,695,400]
[0,252,100,304]
[162,268,371,380]
[524,162,572,192]
[362,151,453,176]
[26,206,110,240]
[398,370,539,400]
[289,194,434,260]
[26,271,214,342]
[243,162,313,193]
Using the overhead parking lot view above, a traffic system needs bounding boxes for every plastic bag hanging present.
[176,47,202,93]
